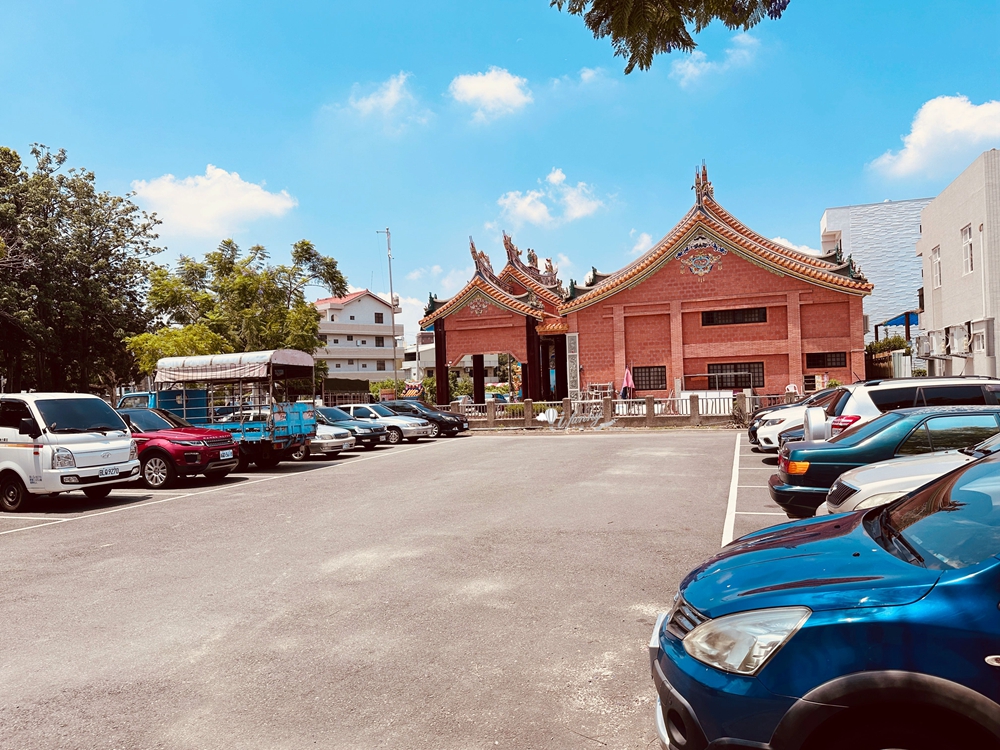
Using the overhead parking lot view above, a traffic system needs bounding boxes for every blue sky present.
[4,1,999,340]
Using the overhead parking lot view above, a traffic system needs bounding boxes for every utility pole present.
[377,227,399,397]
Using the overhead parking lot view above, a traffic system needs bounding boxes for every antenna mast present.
[377,227,399,395]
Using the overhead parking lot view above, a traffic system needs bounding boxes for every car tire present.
[83,486,112,500]
[0,474,30,513]
[290,445,310,462]
[428,422,440,438]
[805,706,992,750]
[141,454,176,489]
[237,453,252,472]
[204,469,231,481]
[386,427,403,445]
[364,443,377,451]
[255,456,281,469]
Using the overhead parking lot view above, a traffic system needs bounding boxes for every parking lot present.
[0,429,783,749]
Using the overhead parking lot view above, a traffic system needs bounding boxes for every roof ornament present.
[424,292,439,317]
[544,258,556,276]
[693,161,714,207]
[526,248,538,268]
[526,291,542,309]
[469,236,494,276]
[846,254,866,281]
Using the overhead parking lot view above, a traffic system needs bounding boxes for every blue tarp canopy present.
[880,311,919,327]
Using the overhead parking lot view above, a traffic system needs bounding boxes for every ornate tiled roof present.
[536,317,569,335]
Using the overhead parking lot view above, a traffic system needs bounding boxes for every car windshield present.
[319,407,352,422]
[370,404,396,418]
[969,431,1000,455]
[154,409,193,428]
[879,456,1000,570]
[121,409,174,432]
[36,398,128,434]
[829,412,904,446]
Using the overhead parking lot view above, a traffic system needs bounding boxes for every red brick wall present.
[445,300,529,364]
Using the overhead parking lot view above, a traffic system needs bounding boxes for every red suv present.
[118,408,239,489]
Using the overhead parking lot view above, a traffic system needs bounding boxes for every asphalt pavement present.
[0,429,770,749]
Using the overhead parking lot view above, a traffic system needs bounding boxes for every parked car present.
[315,406,388,450]
[650,453,1000,750]
[768,405,1000,518]
[747,388,837,446]
[752,388,843,451]
[118,407,240,489]
[341,403,434,445]
[380,400,468,438]
[0,393,140,511]
[290,422,355,461]
[820,429,1000,515]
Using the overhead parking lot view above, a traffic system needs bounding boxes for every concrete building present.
[313,290,404,388]
[821,197,932,343]
[402,333,501,383]
[916,150,1000,377]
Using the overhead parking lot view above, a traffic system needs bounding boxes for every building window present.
[348,359,354,365]
[404,352,416,361]
[803,375,817,392]
[377,360,386,371]
[375,312,384,324]
[361,340,367,345]
[317,334,327,344]
[427,368,434,377]
[347,335,354,341]
[632,366,667,391]
[350,315,355,320]
[335,363,341,368]
[963,225,974,275]
[362,363,367,368]
[805,352,847,369]
[701,307,767,326]
[931,246,941,288]
[973,332,986,352]
[375,336,384,347]
[333,338,339,344]
[707,362,764,388]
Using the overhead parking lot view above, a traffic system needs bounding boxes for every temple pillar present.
[434,319,449,405]
[613,305,626,391]
[786,292,803,393]
[525,316,542,401]
[472,354,486,404]
[670,300,684,394]
[554,335,568,400]
[540,339,552,400]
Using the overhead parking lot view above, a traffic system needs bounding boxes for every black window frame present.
[706,362,764,389]
[805,352,847,369]
[632,366,667,391]
[375,312,384,324]
[701,307,767,326]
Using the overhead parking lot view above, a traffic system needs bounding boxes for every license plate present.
[379,435,386,442]
[220,449,234,460]
[463,422,469,428]
[98,466,119,477]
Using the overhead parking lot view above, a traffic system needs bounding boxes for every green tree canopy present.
[551,0,790,73]
[129,239,348,376]
[0,145,160,393]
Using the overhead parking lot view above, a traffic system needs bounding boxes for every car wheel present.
[805,707,989,750]
[204,469,231,481]
[237,453,252,472]
[141,454,176,489]
[364,443,378,450]
[0,474,30,513]
[255,456,282,469]
[386,427,403,445]
[290,445,310,462]
[83,486,112,500]
[428,422,440,438]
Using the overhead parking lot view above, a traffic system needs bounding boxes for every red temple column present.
[434,319,449,405]
[472,354,486,404]
[554,335,568,400]
[525,316,541,401]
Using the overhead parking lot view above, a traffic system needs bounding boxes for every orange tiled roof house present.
[420,167,872,405]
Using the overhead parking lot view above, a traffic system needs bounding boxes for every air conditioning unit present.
[948,325,971,357]
[915,335,931,358]
[929,330,948,358]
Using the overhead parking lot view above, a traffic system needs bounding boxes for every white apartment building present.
[314,290,404,384]
[916,150,1000,377]
[821,196,932,343]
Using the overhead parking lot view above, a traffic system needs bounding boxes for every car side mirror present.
[18,418,41,440]
[121,414,132,428]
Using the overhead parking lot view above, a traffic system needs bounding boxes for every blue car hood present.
[681,514,941,618]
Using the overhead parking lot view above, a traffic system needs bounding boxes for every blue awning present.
[881,311,919,327]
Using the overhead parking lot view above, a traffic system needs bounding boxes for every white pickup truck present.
[0,393,140,511]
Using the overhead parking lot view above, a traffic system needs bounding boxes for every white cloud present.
[629,229,654,255]
[579,67,600,84]
[670,33,760,89]
[406,265,442,281]
[350,72,412,116]
[870,95,1000,179]
[132,165,297,237]
[441,266,474,293]
[772,236,822,256]
[449,66,532,122]
[496,168,604,228]
[556,253,573,270]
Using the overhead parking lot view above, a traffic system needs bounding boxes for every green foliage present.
[142,238,347,367]
[913,368,928,377]
[551,0,789,73]
[368,378,407,399]
[828,379,843,388]
[450,374,475,398]
[0,145,161,393]
[126,324,233,377]
[866,335,912,356]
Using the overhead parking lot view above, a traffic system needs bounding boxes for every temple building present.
[419,167,872,405]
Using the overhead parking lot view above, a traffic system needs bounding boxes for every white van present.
[0,393,140,512]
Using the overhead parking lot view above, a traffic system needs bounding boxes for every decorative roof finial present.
[693,160,714,206]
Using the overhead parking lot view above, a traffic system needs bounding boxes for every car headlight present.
[764,418,784,426]
[356,427,371,434]
[129,440,137,461]
[683,607,810,675]
[853,491,907,509]
[51,447,76,469]
[170,439,206,447]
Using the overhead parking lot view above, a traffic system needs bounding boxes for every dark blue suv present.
[650,453,1000,750]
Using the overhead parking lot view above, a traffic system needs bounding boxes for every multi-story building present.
[402,336,501,383]
[313,290,404,387]
[916,150,1000,377]
[821,197,932,343]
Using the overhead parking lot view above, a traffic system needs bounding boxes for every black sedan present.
[316,406,388,450]
[380,400,468,438]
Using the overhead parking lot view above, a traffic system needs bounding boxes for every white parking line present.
[0,440,456,536]
[735,511,786,516]
[721,433,740,547]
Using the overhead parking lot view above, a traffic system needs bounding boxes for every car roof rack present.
[861,375,1000,386]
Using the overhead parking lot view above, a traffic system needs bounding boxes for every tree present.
[131,239,347,375]
[0,145,160,393]
[551,0,790,73]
